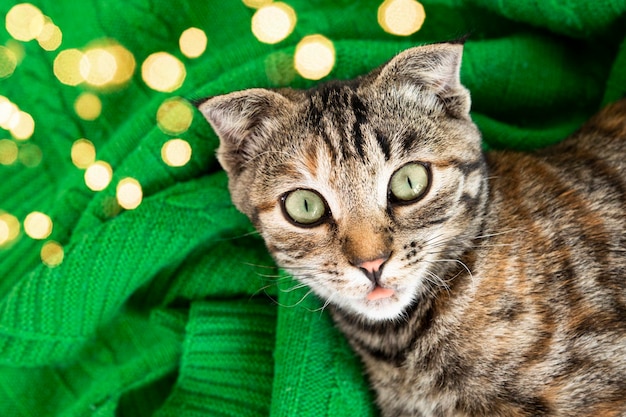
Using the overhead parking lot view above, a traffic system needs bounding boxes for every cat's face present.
[198,43,487,321]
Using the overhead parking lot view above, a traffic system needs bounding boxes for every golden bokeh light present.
[24,211,52,240]
[37,20,62,51]
[18,143,42,167]
[243,0,273,8]
[179,27,207,58]
[80,48,117,87]
[251,2,297,44]
[141,52,186,92]
[71,138,96,169]
[10,110,35,140]
[54,48,85,86]
[156,97,193,135]
[53,42,135,88]
[116,177,143,210]
[0,139,18,165]
[0,97,18,130]
[0,212,20,246]
[378,0,426,36]
[105,43,136,86]
[84,160,113,191]
[294,34,336,80]
[265,51,296,86]
[161,138,192,167]
[0,46,18,79]
[41,240,64,267]
[6,3,45,42]
[74,92,102,120]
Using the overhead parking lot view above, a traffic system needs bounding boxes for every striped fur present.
[198,43,626,416]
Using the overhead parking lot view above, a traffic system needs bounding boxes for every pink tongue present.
[367,286,395,301]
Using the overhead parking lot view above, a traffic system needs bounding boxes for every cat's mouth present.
[366,285,395,301]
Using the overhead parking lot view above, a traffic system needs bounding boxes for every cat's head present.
[197,43,487,321]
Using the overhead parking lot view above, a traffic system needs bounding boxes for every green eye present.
[282,189,328,226]
[389,163,430,202]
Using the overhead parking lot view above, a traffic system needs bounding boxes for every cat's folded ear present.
[374,42,470,118]
[195,89,293,175]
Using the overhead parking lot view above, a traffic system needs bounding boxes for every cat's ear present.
[195,89,293,175]
[374,42,470,118]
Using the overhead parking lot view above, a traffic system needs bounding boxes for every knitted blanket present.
[0,1,624,416]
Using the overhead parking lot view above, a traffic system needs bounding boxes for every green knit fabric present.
[0,1,624,416]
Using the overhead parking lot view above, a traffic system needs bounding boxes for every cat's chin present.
[336,288,416,322]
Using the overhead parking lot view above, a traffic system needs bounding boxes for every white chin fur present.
[335,288,416,322]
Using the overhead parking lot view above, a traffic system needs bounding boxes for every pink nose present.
[359,258,386,274]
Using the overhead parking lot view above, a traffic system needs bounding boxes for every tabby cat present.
[196,42,626,416]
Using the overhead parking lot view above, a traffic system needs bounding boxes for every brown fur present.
[197,43,626,416]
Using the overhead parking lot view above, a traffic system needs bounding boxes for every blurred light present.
[6,3,45,42]
[105,43,136,86]
[74,92,102,120]
[54,49,85,86]
[71,138,96,169]
[0,46,18,79]
[0,212,20,246]
[10,110,35,140]
[265,51,296,86]
[251,2,297,44]
[378,0,425,36]
[243,0,273,8]
[179,27,207,58]
[24,211,52,240]
[161,138,192,167]
[141,52,186,92]
[5,40,25,65]
[0,139,18,165]
[36,20,62,51]
[41,240,64,267]
[80,48,117,87]
[84,160,112,191]
[116,177,143,210]
[156,97,193,135]
[0,98,18,129]
[18,143,42,167]
[294,35,335,80]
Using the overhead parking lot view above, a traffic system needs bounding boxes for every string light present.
[71,138,96,169]
[179,27,207,58]
[36,19,62,51]
[294,34,335,80]
[9,110,35,140]
[5,3,45,42]
[74,92,102,120]
[0,212,20,246]
[18,143,42,167]
[161,139,192,167]
[116,177,143,210]
[0,139,18,165]
[54,49,85,86]
[378,0,426,36]
[41,240,64,267]
[141,52,186,92]
[156,97,193,135]
[251,2,297,44]
[0,97,18,130]
[243,0,273,8]
[84,160,113,191]
[24,211,52,240]
[0,46,18,79]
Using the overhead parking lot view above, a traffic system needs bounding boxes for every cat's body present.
[197,43,626,416]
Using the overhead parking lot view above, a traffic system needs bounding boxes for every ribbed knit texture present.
[0,0,624,416]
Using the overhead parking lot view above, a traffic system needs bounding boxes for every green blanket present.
[0,1,624,415]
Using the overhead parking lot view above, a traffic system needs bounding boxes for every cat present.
[196,42,626,416]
